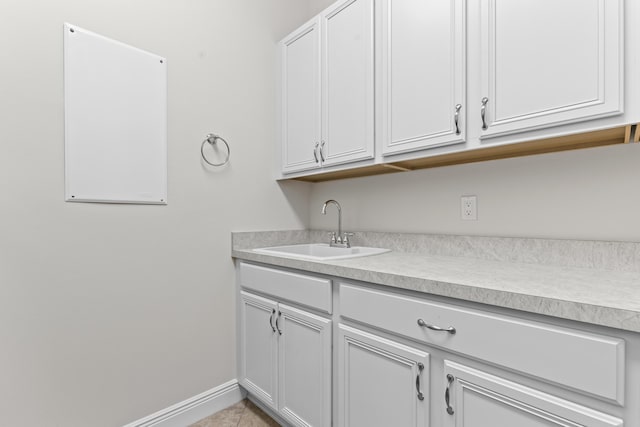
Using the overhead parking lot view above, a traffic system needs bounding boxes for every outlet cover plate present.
[461,196,477,220]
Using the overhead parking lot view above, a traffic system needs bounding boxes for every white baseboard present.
[122,379,246,427]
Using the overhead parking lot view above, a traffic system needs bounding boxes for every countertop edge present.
[232,249,640,334]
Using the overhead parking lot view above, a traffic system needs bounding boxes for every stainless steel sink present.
[253,243,390,261]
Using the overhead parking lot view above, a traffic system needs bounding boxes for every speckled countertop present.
[231,230,640,333]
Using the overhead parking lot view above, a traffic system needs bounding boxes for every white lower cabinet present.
[240,292,278,409]
[237,263,634,426]
[338,325,430,427]
[336,283,627,427]
[442,361,623,427]
[279,303,332,427]
[339,284,625,403]
[240,291,332,427]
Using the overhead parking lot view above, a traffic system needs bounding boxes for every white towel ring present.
[201,133,230,167]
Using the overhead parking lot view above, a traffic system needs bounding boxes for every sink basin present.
[253,243,390,261]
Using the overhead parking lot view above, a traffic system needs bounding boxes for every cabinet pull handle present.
[417,318,456,335]
[319,141,326,162]
[416,362,425,401]
[275,311,282,335]
[445,374,455,415]
[481,97,489,130]
[269,309,276,333]
[454,104,462,135]
[313,142,320,163]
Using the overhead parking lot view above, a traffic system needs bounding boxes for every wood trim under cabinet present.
[289,124,635,183]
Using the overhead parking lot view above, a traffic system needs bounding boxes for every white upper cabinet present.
[320,0,375,166]
[281,19,322,173]
[478,0,623,138]
[381,0,466,155]
[278,0,633,178]
[280,0,374,174]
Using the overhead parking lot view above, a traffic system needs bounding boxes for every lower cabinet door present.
[442,361,623,427]
[239,291,279,410]
[338,324,430,427]
[278,303,332,427]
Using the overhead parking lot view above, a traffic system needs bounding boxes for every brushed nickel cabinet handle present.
[417,318,456,335]
[320,141,326,162]
[416,362,425,401]
[269,309,276,333]
[445,374,455,415]
[481,97,489,130]
[454,104,462,135]
[275,311,282,335]
[313,142,320,163]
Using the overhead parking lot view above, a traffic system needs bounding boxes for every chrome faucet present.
[321,199,353,247]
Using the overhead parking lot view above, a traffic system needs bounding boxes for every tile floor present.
[189,399,280,427]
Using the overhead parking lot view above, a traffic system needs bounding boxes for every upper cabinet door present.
[281,19,322,173]
[381,0,467,155]
[479,0,623,139]
[320,0,375,166]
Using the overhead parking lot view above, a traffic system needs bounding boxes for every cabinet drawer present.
[340,284,625,403]
[240,263,332,313]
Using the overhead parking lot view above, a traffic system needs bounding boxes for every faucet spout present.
[321,199,342,244]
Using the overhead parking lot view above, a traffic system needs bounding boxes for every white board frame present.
[64,23,167,204]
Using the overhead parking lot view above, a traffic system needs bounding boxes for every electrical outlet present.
[461,196,477,220]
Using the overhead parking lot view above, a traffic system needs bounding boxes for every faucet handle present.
[328,231,337,244]
[342,232,355,247]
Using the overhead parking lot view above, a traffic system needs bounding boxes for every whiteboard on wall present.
[64,23,167,204]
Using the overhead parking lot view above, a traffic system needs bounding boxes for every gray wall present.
[0,1,313,426]
[3,0,640,426]
[310,143,640,241]
[308,0,338,15]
